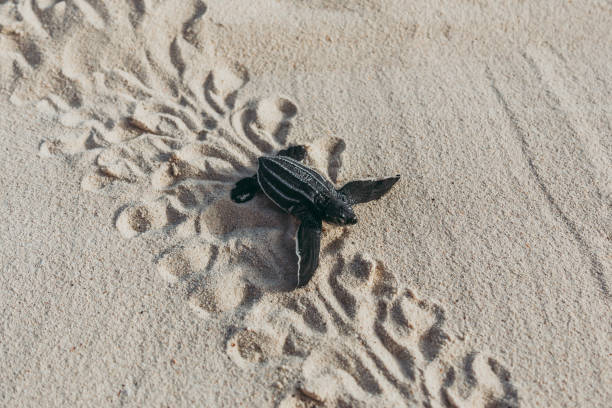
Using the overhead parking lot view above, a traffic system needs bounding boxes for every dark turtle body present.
[231,145,399,288]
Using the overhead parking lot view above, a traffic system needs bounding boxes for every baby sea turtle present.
[231,145,399,288]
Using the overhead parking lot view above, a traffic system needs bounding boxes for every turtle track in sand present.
[3,1,519,405]
[226,246,519,408]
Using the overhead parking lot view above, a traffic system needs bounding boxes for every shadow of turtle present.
[201,190,302,290]
[155,185,303,315]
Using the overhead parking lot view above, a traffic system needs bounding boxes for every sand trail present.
[1,0,611,406]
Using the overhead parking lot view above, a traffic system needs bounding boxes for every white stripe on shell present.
[261,171,301,204]
[275,156,332,193]
[256,171,300,213]
[259,159,314,204]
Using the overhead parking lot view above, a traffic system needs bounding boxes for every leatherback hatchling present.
[231,145,399,288]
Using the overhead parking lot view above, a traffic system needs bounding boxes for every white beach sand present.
[1,0,610,406]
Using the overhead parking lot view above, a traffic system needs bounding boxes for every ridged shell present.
[256,156,335,214]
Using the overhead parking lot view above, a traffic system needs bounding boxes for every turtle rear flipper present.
[295,214,322,288]
[277,145,307,161]
[338,175,400,204]
[231,175,260,203]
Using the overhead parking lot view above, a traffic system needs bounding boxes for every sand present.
[0,0,610,406]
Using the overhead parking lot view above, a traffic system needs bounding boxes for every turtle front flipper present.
[338,175,400,204]
[277,145,307,161]
[231,175,260,203]
[295,213,322,288]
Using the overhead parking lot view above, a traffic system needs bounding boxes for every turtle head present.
[322,196,357,226]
